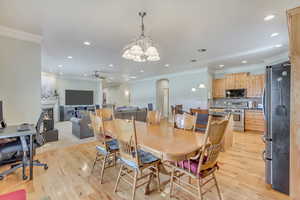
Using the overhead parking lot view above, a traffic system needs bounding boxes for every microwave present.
[226,89,246,98]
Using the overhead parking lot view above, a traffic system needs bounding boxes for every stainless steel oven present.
[230,109,245,132]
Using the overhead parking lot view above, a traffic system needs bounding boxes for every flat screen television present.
[65,90,94,105]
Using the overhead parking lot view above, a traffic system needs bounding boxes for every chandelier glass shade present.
[122,12,160,62]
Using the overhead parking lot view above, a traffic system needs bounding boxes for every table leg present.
[29,134,33,180]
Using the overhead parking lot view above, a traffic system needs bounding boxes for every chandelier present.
[122,12,160,62]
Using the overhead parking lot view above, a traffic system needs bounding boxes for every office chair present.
[0,112,48,180]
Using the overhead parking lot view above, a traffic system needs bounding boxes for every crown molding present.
[0,25,42,44]
[130,67,209,83]
[287,6,300,16]
[263,51,289,65]
[41,72,102,82]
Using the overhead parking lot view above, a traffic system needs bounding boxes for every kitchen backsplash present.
[211,97,262,108]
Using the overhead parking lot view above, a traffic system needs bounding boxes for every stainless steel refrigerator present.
[263,61,290,195]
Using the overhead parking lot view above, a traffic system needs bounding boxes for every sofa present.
[114,107,147,122]
[70,111,94,139]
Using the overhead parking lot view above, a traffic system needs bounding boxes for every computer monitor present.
[0,101,3,122]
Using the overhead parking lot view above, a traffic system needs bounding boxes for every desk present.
[104,120,205,161]
[0,125,36,180]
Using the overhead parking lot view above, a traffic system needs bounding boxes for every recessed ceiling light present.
[199,84,206,89]
[129,76,137,79]
[275,44,282,48]
[165,64,170,67]
[140,70,144,73]
[83,41,91,46]
[242,60,248,64]
[264,14,275,21]
[270,33,279,37]
[219,64,225,68]
[109,64,114,67]
[67,56,73,59]
[191,88,196,92]
[58,65,63,68]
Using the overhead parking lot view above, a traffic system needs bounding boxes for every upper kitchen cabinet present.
[234,73,248,89]
[213,72,265,99]
[225,72,248,89]
[247,74,265,97]
[213,78,226,98]
[225,74,235,89]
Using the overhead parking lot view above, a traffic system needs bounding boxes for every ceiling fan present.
[87,70,115,82]
[90,70,106,80]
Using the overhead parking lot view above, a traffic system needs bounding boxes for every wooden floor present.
[0,131,290,200]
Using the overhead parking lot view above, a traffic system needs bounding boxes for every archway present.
[156,79,170,118]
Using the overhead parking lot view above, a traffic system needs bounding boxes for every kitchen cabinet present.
[213,73,265,99]
[247,74,265,97]
[225,72,248,89]
[225,74,235,90]
[213,78,226,98]
[234,73,248,89]
[245,110,265,132]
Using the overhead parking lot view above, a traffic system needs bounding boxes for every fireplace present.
[42,108,54,131]
[41,106,59,143]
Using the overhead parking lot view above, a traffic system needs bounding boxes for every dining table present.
[104,119,205,161]
[103,117,233,195]
[104,115,234,161]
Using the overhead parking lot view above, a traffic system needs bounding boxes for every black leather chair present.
[0,112,48,180]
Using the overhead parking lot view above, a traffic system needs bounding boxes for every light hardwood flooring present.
[0,131,290,200]
[37,121,96,153]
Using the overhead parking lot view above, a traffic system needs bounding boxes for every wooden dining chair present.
[114,118,161,200]
[169,116,229,200]
[90,112,119,184]
[190,109,209,132]
[174,111,198,131]
[146,110,161,125]
[96,108,115,120]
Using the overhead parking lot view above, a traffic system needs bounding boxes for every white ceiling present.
[0,0,299,83]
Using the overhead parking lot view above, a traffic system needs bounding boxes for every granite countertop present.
[245,108,263,111]
[209,106,263,111]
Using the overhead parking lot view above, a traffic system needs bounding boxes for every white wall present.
[167,69,212,110]
[103,84,130,106]
[41,73,103,105]
[53,77,101,105]
[104,67,213,110]
[0,35,41,125]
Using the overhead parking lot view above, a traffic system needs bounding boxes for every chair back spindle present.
[90,112,109,151]
[197,116,228,175]
[96,108,115,120]
[174,112,197,131]
[147,110,161,125]
[114,118,140,166]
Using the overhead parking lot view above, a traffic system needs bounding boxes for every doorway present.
[156,79,170,118]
